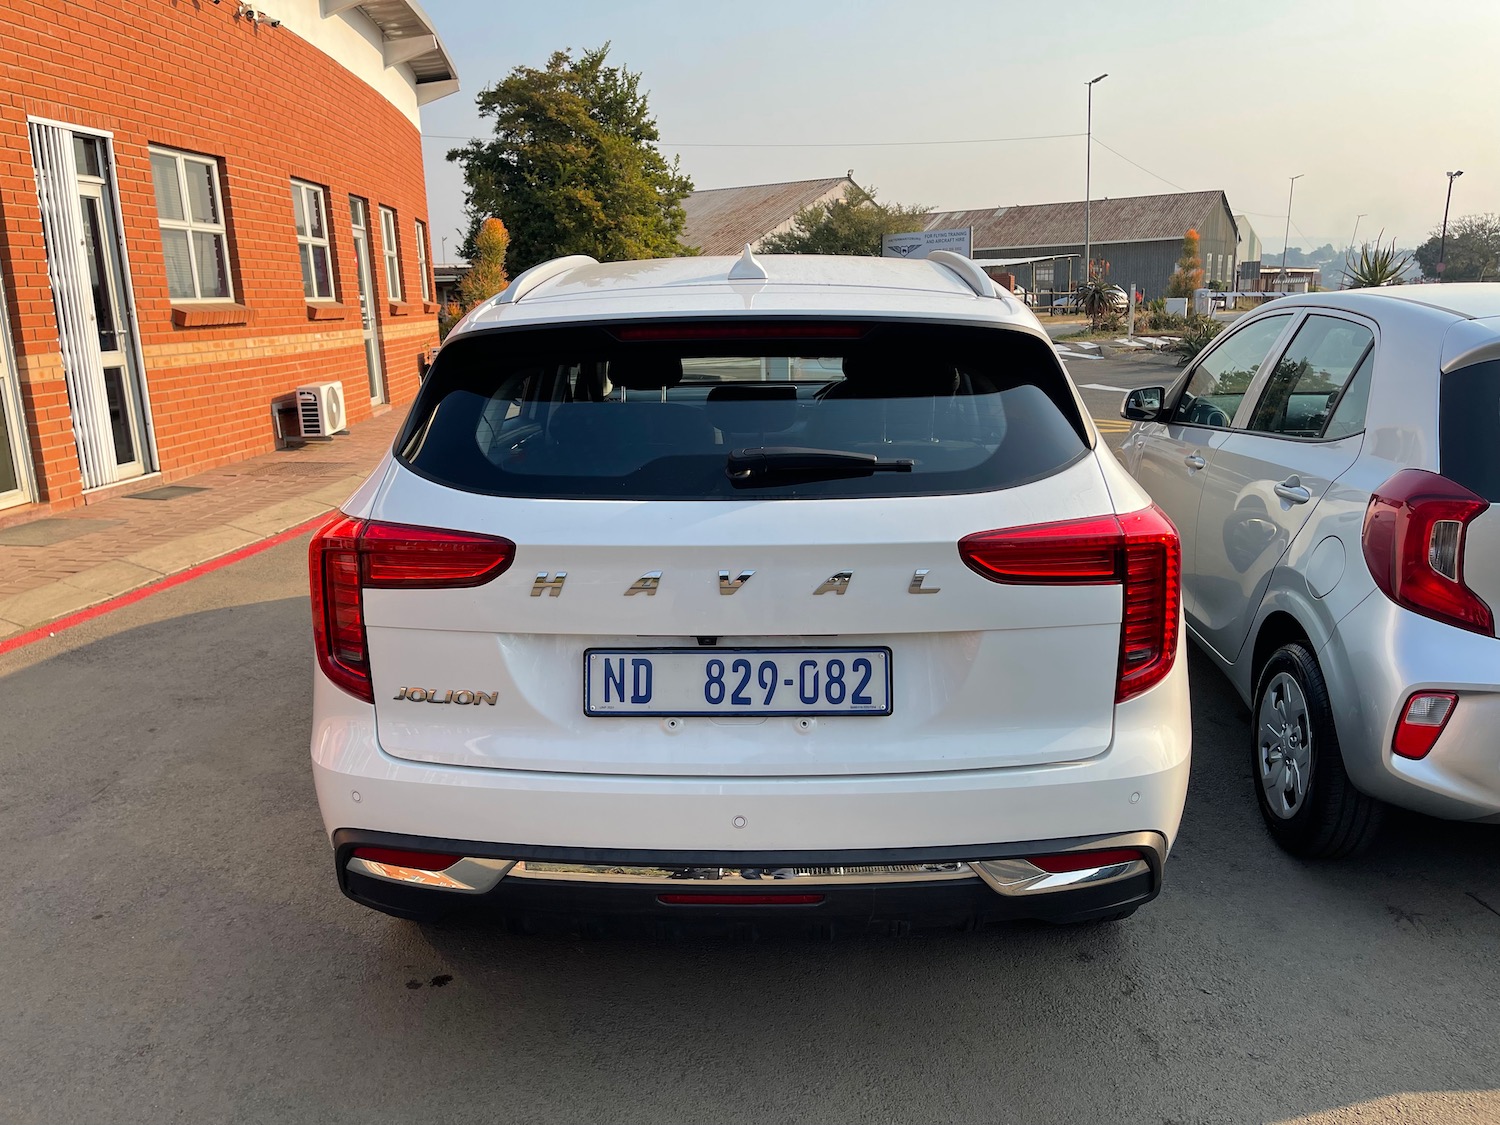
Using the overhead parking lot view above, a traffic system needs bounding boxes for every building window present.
[379,206,403,302]
[149,148,231,301]
[415,219,432,303]
[291,180,335,300]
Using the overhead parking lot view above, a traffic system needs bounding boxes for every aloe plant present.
[1343,236,1412,289]
[1075,280,1127,328]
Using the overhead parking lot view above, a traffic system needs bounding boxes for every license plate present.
[584,648,892,717]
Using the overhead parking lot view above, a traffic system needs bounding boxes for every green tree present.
[1165,229,1204,297]
[1413,213,1500,281]
[448,44,694,273]
[758,184,928,256]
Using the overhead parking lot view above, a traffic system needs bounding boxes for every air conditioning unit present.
[296,381,346,438]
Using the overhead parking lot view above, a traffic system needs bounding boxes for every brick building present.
[0,0,457,515]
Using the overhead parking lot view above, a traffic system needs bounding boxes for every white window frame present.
[379,205,403,303]
[414,218,432,303]
[149,146,233,303]
[292,179,335,301]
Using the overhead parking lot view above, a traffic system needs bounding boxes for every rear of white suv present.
[308,253,1190,934]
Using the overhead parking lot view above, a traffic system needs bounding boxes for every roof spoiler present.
[926,250,1001,300]
[496,254,600,305]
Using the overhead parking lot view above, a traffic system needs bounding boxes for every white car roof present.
[448,252,1043,338]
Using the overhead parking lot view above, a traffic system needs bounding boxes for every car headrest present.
[706,383,799,435]
[608,353,684,391]
[829,351,960,398]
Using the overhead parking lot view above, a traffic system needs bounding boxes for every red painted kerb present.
[0,514,332,657]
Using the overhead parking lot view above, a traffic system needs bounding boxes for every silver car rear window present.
[397,321,1090,500]
[1442,359,1500,501]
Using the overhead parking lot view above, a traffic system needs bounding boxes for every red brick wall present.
[0,0,440,509]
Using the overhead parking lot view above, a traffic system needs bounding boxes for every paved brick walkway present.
[0,410,403,637]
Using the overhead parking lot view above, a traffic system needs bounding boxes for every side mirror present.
[1122,386,1165,421]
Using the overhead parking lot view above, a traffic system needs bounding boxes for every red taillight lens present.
[351,847,463,870]
[310,515,371,703]
[958,505,1181,703]
[309,516,516,703]
[1363,469,1493,636]
[1391,691,1459,760]
[1116,506,1182,703]
[361,521,516,589]
[1029,848,1145,873]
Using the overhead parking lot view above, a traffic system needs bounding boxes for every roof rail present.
[926,250,998,300]
[496,254,600,305]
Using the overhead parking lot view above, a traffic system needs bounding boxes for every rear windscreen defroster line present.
[397,320,1089,501]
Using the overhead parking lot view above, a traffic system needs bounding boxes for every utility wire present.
[422,130,1087,148]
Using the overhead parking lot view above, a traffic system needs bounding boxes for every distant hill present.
[1264,241,1422,287]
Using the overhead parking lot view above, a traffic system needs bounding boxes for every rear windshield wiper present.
[726,446,915,485]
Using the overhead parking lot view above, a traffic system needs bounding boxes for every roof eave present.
[322,0,459,97]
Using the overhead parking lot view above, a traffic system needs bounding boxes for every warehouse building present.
[922,190,1240,302]
[0,0,456,515]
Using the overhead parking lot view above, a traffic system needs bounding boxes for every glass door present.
[77,171,148,479]
[349,197,385,403]
[29,123,153,490]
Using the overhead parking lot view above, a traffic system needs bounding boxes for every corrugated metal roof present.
[681,177,852,255]
[924,191,1233,250]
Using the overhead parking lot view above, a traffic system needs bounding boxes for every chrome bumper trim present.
[346,852,1155,898]
[506,861,978,886]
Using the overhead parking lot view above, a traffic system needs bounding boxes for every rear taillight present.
[309,516,516,703]
[1362,469,1493,636]
[1391,692,1459,760]
[351,847,463,870]
[958,505,1181,703]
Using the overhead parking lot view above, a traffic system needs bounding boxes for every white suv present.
[1121,285,1500,857]
[308,249,1190,933]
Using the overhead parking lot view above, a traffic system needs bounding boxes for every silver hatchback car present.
[1119,285,1500,857]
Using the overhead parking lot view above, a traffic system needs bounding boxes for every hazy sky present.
[417,0,1497,263]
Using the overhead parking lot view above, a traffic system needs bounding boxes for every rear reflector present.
[1028,848,1144,874]
[657,894,825,906]
[309,516,515,703]
[351,848,464,870]
[1391,692,1459,760]
[958,505,1181,702]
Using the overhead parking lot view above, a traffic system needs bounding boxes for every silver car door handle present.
[1184,453,1206,470]
[1274,478,1312,504]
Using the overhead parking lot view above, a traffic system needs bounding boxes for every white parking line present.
[1078,383,1129,392]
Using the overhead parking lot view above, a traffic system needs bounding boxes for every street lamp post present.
[1438,170,1463,281]
[1083,73,1107,286]
[1277,174,1303,292]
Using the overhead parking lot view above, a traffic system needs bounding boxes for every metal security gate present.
[29,119,155,490]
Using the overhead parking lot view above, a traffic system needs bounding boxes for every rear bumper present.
[332,828,1166,930]
[1321,592,1500,821]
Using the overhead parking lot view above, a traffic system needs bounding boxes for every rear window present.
[1442,358,1500,501]
[397,321,1088,500]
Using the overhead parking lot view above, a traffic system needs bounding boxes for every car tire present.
[1251,642,1383,858]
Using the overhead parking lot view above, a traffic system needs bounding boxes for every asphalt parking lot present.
[3,403,1499,1124]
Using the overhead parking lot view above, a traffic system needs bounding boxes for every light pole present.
[1083,73,1107,286]
[1277,174,1303,292]
[1438,170,1463,281]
